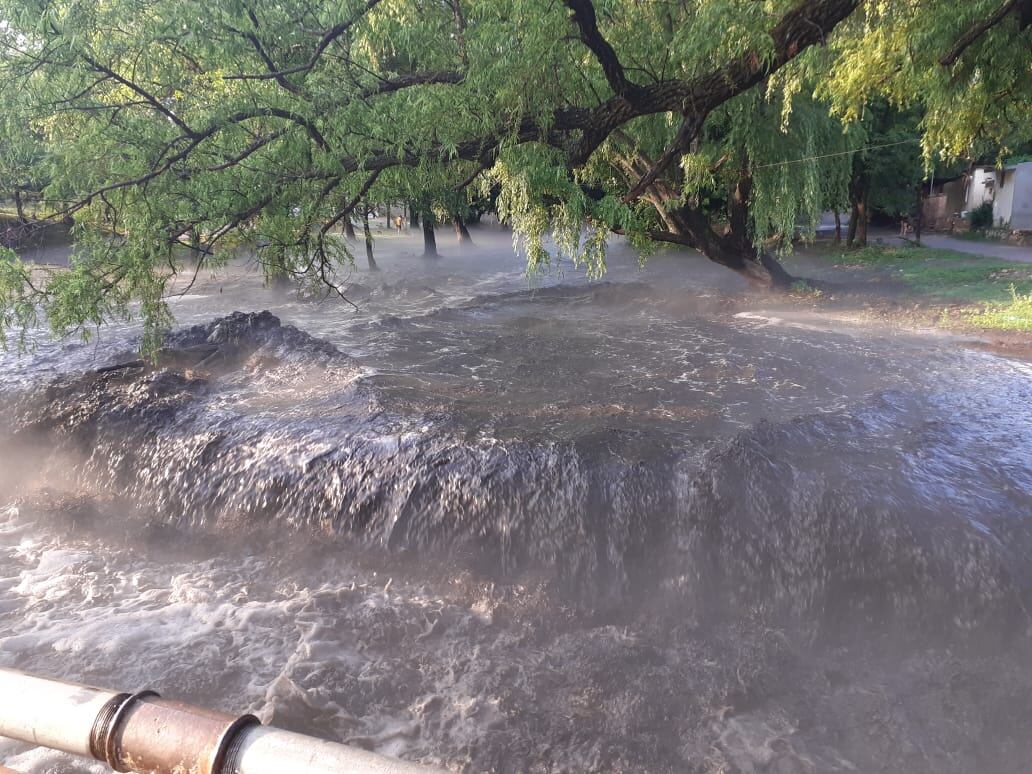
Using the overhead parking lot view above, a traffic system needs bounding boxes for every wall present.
[923,194,948,229]
[994,168,1016,227]
[966,167,995,210]
[1007,163,1032,231]
[943,179,967,217]
[921,180,967,230]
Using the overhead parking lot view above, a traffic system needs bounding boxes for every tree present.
[823,0,1032,167]
[362,205,378,271]
[453,216,473,246]
[421,212,439,258]
[586,88,857,285]
[438,189,474,246]
[0,0,1027,346]
[0,0,861,344]
[0,78,48,226]
[838,104,923,247]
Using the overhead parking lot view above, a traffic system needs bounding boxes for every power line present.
[751,138,921,170]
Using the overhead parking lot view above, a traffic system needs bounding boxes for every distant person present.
[395,215,404,233]
[899,217,912,237]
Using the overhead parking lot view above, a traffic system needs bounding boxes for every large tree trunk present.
[847,166,869,247]
[363,208,379,271]
[453,216,473,246]
[409,203,420,229]
[619,151,798,289]
[13,189,27,224]
[700,232,796,288]
[834,209,842,244]
[422,215,438,258]
[667,202,796,290]
[344,219,356,240]
[857,195,868,247]
[913,183,923,247]
[707,166,795,289]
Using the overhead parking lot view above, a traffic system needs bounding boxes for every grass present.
[822,244,1032,303]
[968,286,1032,331]
[829,243,928,267]
[809,244,1032,332]
[0,201,52,221]
[902,264,1032,302]
[789,279,824,298]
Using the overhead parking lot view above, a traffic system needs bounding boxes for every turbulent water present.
[1,230,1031,773]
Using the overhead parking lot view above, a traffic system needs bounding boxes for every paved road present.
[895,232,1032,264]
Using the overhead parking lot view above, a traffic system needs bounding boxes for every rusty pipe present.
[0,669,442,774]
[91,691,260,773]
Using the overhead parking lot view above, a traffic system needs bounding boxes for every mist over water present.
[1,227,1031,772]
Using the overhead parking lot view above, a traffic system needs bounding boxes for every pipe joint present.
[0,669,442,774]
[88,689,258,774]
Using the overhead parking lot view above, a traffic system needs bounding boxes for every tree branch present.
[563,0,635,97]
[359,71,464,98]
[82,56,196,137]
[224,0,385,82]
[225,107,328,149]
[621,115,695,203]
[239,8,303,95]
[319,169,382,237]
[567,0,860,165]
[940,0,1024,65]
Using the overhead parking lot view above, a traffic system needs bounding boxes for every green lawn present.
[817,244,1032,330]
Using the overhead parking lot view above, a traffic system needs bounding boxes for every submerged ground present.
[1,227,1031,773]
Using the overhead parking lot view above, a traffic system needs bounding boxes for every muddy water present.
[1,230,1031,773]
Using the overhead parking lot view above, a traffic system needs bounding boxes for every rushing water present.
[1,230,1031,773]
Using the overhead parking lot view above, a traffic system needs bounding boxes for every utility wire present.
[751,138,921,170]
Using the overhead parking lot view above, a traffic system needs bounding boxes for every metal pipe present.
[0,668,120,758]
[0,669,443,774]
[225,726,436,774]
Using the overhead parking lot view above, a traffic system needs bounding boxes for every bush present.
[969,285,1032,331]
[970,202,994,231]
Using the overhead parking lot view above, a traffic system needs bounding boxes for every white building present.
[994,161,1032,230]
[965,162,1032,230]
[964,167,996,210]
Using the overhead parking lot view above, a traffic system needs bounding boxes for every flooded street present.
[1,230,1031,773]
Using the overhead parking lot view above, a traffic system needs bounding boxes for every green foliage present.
[823,245,1032,303]
[789,280,823,299]
[863,108,924,219]
[0,247,37,348]
[970,202,994,231]
[0,79,48,209]
[823,1,1032,163]
[969,286,1032,331]
[0,0,1029,348]
[728,91,856,248]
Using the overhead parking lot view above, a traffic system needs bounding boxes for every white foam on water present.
[2,237,1032,773]
[0,502,503,772]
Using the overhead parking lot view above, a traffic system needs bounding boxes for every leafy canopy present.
[0,0,1028,345]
